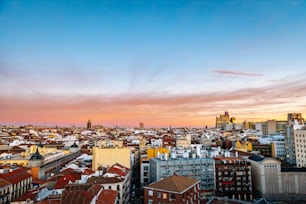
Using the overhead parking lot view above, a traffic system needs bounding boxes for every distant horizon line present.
[0,117,295,129]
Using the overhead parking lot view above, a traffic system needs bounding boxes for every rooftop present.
[144,174,200,194]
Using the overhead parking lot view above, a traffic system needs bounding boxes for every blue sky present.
[1,0,306,127]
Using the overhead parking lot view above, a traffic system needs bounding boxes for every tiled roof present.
[0,167,32,184]
[145,174,200,193]
[82,168,95,175]
[96,189,117,204]
[37,198,61,204]
[106,163,130,177]
[61,184,102,204]
[32,178,48,185]
[0,178,11,188]
[53,173,81,189]
[14,187,43,201]
[87,176,123,184]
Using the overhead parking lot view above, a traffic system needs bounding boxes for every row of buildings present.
[0,112,306,203]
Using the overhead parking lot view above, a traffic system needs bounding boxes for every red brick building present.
[162,135,176,147]
[214,157,253,201]
[144,174,200,204]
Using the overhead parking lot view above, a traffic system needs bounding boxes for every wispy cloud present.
[212,70,264,77]
[1,75,306,127]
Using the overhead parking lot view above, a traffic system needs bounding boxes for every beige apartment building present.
[92,146,131,170]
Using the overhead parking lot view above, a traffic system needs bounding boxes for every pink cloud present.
[1,74,306,127]
[213,70,264,77]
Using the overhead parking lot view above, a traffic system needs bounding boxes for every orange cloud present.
[1,76,306,127]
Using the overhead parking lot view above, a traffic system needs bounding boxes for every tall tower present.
[139,122,144,129]
[87,119,92,129]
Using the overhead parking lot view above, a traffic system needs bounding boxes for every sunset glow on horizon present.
[1,0,306,127]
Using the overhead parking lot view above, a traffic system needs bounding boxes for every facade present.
[162,135,176,147]
[92,146,131,170]
[262,120,276,135]
[176,138,191,148]
[271,140,286,160]
[87,163,131,204]
[248,155,306,202]
[147,147,170,159]
[285,113,304,164]
[294,128,306,167]
[288,113,304,126]
[0,178,12,204]
[248,156,282,199]
[214,157,253,201]
[144,174,200,204]
[276,120,287,133]
[0,166,32,202]
[140,157,150,188]
[252,144,272,157]
[280,168,306,201]
[149,157,215,193]
[285,114,304,164]
[0,145,80,179]
[216,111,230,129]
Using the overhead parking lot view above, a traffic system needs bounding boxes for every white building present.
[294,128,306,168]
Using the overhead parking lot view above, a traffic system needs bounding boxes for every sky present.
[1,0,306,127]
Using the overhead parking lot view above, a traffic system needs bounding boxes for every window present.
[170,193,176,200]
[148,199,153,204]
[148,190,153,196]
[163,193,167,199]
[157,192,161,198]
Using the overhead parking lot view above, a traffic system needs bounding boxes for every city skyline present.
[1,0,306,127]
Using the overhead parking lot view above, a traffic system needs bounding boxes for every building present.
[139,122,144,129]
[0,178,12,204]
[97,189,118,204]
[149,157,215,195]
[144,174,200,204]
[288,113,304,126]
[294,127,306,167]
[176,137,191,148]
[214,157,253,201]
[140,157,150,188]
[162,135,176,147]
[0,144,80,179]
[92,146,131,170]
[276,120,287,133]
[252,143,272,157]
[248,155,306,202]
[271,140,286,160]
[262,120,276,135]
[216,111,231,130]
[87,163,131,204]
[147,147,170,159]
[60,183,103,204]
[248,156,282,199]
[87,120,92,129]
[285,113,304,164]
[0,165,32,202]
[280,167,306,202]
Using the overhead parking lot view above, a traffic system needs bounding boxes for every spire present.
[71,141,78,148]
[30,147,44,160]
